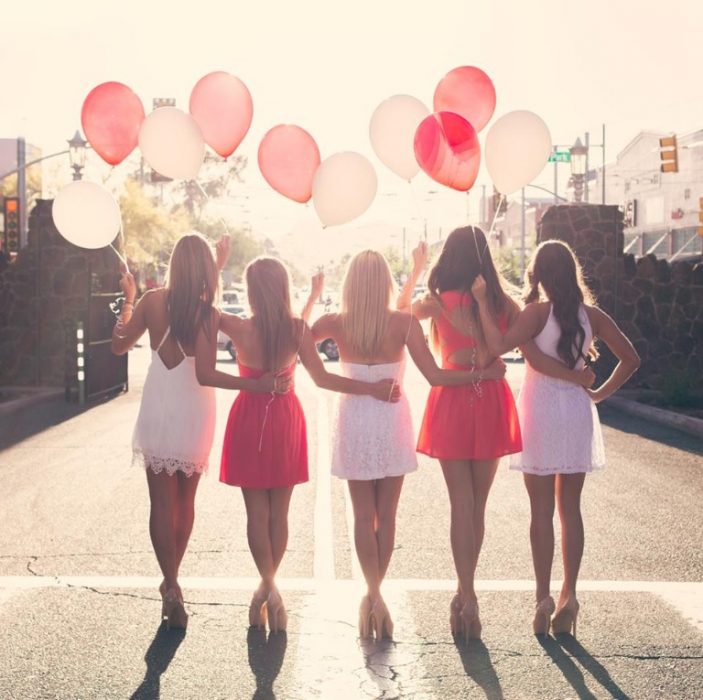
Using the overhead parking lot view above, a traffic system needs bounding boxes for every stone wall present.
[538,204,703,390]
[0,199,121,391]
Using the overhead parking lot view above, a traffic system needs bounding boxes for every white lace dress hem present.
[509,461,605,475]
[132,449,209,478]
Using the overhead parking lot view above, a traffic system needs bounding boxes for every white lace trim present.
[509,462,605,475]
[132,449,209,478]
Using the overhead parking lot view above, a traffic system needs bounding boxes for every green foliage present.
[493,246,523,287]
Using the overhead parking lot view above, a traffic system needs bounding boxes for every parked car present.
[217,304,247,360]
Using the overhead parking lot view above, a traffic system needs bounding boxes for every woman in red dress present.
[196,256,400,634]
[398,227,594,641]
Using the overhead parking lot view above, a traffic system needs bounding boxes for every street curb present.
[605,395,703,440]
[0,387,65,417]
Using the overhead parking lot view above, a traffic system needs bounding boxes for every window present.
[684,188,691,200]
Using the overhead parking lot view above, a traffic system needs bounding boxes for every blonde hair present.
[245,256,298,371]
[341,250,395,358]
[165,232,219,347]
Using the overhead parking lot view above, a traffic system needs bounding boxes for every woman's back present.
[531,303,593,372]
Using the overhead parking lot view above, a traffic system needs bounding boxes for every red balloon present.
[414,112,480,192]
[258,125,321,203]
[434,66,496,133]
[190,72,253,158]
[81,82,145,165]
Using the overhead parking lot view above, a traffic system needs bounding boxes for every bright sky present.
[1,0,700,272]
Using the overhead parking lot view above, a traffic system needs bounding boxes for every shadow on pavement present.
[247,626,287,700]
[454,638,504,700]
[130,623,186,700]
[538,634,631,700]
[599,404,702,457]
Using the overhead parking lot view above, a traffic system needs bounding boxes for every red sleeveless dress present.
[417,290,522,461]
[220,362,308,489]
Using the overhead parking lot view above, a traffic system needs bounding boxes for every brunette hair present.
[341,250,396,358]
[245,257,299,371]
[165,233,219,347]
[427,225,513,346]
[524,240,597,368]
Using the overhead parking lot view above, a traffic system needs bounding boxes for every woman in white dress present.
[303,251,507,639]
[111,234,283,629]
[472,240,640,638]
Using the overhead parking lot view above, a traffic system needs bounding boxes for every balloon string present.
[110,242,129,273]
[486,193,504,243]
[192,179,231,238]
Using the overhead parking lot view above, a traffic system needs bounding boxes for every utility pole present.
[17,138,27,248]
[585,132,590,203]
[520,187,526,277]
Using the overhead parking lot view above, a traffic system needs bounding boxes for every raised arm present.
[586,307,640,403]
[301,271,325,323]
[298,322,400,402]
[397,242,428,311]
[111,272,148,355]
[405,315,506,385]
[194,313,285,393]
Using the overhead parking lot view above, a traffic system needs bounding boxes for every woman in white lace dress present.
[111,234,281,628]
[303,251,506,639]
[472,240,640,638]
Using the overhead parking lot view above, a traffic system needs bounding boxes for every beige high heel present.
[162,587,188,630]
[552,597,579,637]
[458,599,481,642]
[249,587,269,629]
[533,596,556,636]
[358,595,373,638]
[449,593,463,637]
[370,597,393,640]
[266,588,288,634]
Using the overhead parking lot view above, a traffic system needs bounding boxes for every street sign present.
[548,151,571,163]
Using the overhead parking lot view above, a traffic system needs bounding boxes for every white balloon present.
[138,107,205,180]
[485,111,552,195]
[312,152,377,227]
[369,94,429,181]
[52,181,121,249]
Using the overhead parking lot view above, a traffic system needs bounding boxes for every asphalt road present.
[0,346,701,699]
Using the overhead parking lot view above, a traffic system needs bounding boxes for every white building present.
[588,130,703,260]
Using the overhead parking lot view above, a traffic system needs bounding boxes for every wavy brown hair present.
[524,240,597,368]
[427,226,513,347]
[245,257,299,371]
[165,233,219,347]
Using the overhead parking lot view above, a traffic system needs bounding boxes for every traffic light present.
[659,135,678,173]
[3,197,20,254]
[698,196,703,238]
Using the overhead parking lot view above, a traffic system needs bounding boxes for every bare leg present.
[269,487,294,575]
[146,469,179,590]
[348,480,381,599]
[173,472,201,574]
[374,476,404,581]
[469,459,499,573]
[524,474,556,602]
[440,460,477,602]
[556,473,586,604]
[242,489,276,592]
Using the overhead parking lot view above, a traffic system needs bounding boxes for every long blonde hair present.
[245,256,298,371]
[341,250,395,358]
[165,232,219,347]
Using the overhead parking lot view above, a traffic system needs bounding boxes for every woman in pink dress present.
[195,256,401,633]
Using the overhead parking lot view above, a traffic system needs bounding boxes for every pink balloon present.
[434,66,496,133]
[414,112,481,192]
[81,82,145,165]
[258,125,321,203]
[189,72,253,158]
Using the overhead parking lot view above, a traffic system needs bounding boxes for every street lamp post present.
[68,131,87,181]
[569,138,588,203]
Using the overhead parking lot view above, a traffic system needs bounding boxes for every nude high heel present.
[449,593,463,637]
[552,597,579,637]
[162,587,188,630]
[369,597,393,640]
[458,599,481,642]
[533,596,556,636]
[249,586,269,629]
[266,588,288,634]
[359,595,373,638]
